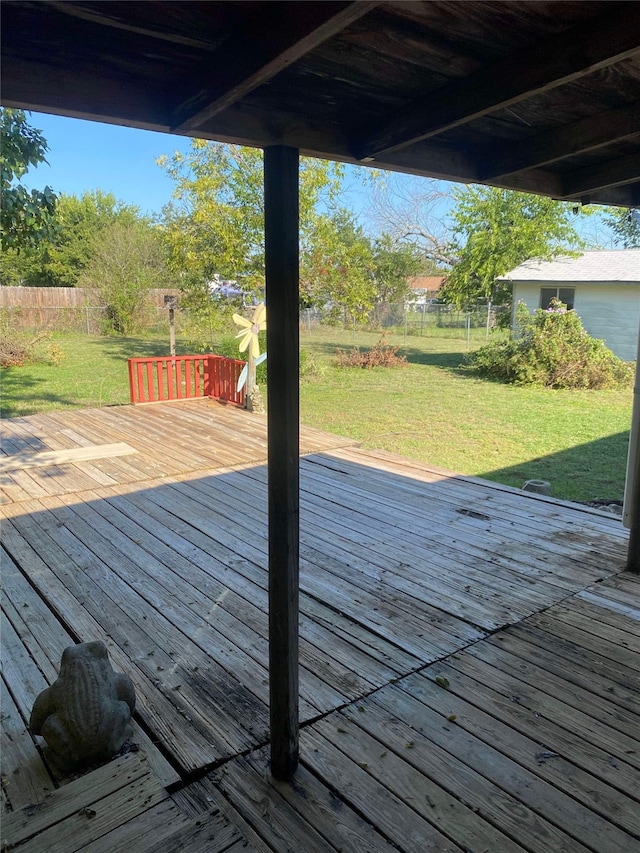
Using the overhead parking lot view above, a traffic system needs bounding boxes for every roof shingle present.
[498,249,640,282]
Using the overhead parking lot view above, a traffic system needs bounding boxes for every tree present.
[0,190,143,287]
[370,234,426,305]
[158,140,348,296]
[605,207,640,248]
[301,209,376,321]
[368,173,454,268]
[0,108,57,251]
[440,186,586,307]
[43,191,142,287]
[80,220,174,335]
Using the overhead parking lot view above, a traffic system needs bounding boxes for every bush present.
[214,332,267,385]
[81,221,173,336]
[211,333,322,385]
[336,333,407,369]
[467,300,633,389]
[0,324,65,368]
[300,348,326,381]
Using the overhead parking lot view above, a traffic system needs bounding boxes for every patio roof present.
[2,0,640,207]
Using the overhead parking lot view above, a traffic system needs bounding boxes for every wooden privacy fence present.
[0,286,180,308]
[128,354,246,407]
[1,287,182,332]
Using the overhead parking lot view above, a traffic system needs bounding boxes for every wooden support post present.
[626,342,640,572]
[169,307,176,357]
[264,145,300,779]
[627,440,640,572]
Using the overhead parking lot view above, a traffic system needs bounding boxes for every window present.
[540,287,574,310]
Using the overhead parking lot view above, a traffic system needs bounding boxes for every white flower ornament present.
[233,303,266,359]
[233,303,267,393]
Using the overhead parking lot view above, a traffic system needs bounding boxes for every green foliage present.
[301,210,376,319]
[0,108,58,251]
[299,347,327,381]
[336,333,407,369]
[159,142,431,325]
[441,187,585,307]
[604,207,640,248]
[1,190,143,287]
[159,141,346,293]
[0,309,65,368]
[45,191,142,287]
[467,299,633,389]
[80,221,174,335]
[0,246,44,287]
[371,234,425,305]
[159,142,265,291]
[174,286,237,353]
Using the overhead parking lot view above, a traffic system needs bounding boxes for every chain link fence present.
[300,302,511,342]
[0,304,178,336]
[3,295,511,346]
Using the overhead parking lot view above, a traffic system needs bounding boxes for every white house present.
[498,249,640,361]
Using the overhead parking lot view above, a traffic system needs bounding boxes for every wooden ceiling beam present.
[479,100,640,181]
[352,4,640,160]
[0,55,172,128]
[43,1,226,50]
[560,152,640,199]
[586,183,640,208]
[170,1,379,133]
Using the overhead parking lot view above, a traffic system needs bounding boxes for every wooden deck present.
[1,401,638,852]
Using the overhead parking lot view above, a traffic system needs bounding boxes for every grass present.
[0,332,195,417]
[299,326,633,502]
[1,326,633,502]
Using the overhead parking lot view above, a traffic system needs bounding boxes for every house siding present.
[512,282,640,361]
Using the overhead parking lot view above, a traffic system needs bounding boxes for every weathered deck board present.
[2,753,170,853]
[0,675,55,812]
[212,575,639,853]
[1,404,636,852]
[0,443,138,473]
[0,401,358,503]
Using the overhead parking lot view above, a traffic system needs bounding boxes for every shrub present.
[211,334,322,385]
[0,308,65,367]
[336,333,407,369]
[81,221,173,336]
[467,299,633,389]
[300,348,326,381]
[214,332,267,385]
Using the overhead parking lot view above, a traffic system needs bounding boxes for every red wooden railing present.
[128,354,246,407]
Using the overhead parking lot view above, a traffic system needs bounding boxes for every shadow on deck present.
[1,402,638,852]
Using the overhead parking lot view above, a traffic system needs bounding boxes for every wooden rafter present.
[170,1,379,133]
[575,183,640,209]
[352,4,640,160]
[480,100,640,181]
[43,0,225,50]
[560,151,640,199]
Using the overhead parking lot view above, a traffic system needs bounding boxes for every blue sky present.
[21,113,194,217]
[21,111,616,246]
[19,111,456,231]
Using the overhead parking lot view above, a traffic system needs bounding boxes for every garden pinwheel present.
[233,303,267,393]
[233,302,266,359]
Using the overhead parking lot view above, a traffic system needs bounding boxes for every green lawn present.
[0,333,194,417]
[1,327,633,502]
[299,327,632,502]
